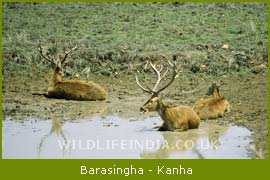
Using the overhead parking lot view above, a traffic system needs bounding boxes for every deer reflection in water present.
[141,123,227,159]
[37,102,108,157]
[37,116,68,157]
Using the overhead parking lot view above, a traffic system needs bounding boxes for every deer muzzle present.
[140,107,148,113]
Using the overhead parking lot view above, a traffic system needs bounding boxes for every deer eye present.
[150,99,156,103]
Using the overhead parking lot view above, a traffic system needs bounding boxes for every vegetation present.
[2,2,268,79]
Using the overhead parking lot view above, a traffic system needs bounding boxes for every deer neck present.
[156,99,169,119]
[51,68,63,85]
[213,87,222,99]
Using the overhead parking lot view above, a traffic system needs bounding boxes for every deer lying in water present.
[38,44,108,101]
[193,81,230,120]
[136,61,200,132]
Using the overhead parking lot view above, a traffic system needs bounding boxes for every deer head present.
[206,81,221,97]
[136,61,180,113]
[38,43,77,76]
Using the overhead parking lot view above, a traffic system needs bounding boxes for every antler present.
[135,75,152,94]
[61,43,77,64]
[155,60,179,94]
[38,44,55,65]
[38,42,77,68]
[136,60,180,94]
[149,62,170,92]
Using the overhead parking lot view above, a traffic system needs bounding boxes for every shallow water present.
[2,115,253,159]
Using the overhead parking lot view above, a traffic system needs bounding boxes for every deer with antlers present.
[193,81,230,120]
[136,61,200,132]
[38,43,108,101]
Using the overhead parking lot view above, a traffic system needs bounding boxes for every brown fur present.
[193,82,230,120]
[47,67,108,101]
[141,95,200,132]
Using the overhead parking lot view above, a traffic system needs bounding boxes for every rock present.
[221,44,230,49]
[200,64,207,72]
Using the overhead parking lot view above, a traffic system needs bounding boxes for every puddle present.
[2,116,253,159]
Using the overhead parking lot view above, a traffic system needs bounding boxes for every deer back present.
[193,82,230,120]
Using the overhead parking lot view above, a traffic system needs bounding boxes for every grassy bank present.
[2,2,268,79]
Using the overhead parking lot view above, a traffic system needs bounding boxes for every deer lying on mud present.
[193,81,230,120]
[38,44,108,101]
[136,61,200,132]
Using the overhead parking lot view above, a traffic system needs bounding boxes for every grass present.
[2,2,268,79]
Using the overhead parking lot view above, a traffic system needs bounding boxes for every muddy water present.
[3,115,252,159]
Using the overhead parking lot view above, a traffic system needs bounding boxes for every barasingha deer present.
[38,43,108,101]
[193,81,230,120]
[136,61,200,132]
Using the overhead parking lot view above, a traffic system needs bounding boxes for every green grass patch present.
[2,2,268,79]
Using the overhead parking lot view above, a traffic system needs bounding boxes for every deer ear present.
[207,82,215,95]
[212,80,222,88]
[55,66,61,73]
